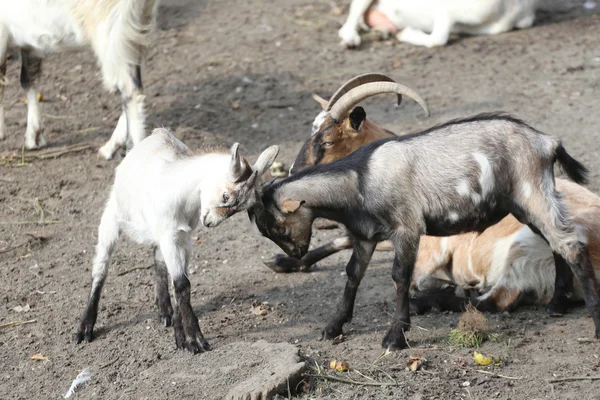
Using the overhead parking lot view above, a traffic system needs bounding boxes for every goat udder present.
[365,10,399,34]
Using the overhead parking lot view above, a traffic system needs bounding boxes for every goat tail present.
[555,144,589,185]
[95,0,159,91]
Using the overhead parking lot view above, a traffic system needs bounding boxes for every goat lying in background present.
[272,73,597,315]
[338,0,540,48]
[76,128,279,353]
[0,0,159,159]
[248,85,600,349]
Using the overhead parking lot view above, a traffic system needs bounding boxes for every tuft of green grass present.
[445,329,486,348]
[487,333,506,343]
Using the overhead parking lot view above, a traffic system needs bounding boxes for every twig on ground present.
[304,373,403,387]
[475,370,522,380]
[117,265,151,276]
[548,376,600,383]
[0,319,37,330]
[99,358,119,369]
[0,241,29,254]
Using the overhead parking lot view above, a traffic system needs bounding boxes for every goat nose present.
[203,215,212,227]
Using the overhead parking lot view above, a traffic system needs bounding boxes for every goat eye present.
[277,226,287,235]
[322,142,334,148]
[222,192,230,203]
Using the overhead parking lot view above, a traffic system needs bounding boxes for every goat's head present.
[248,187,312,259]
[202,143,279,227]
[290,73,429,174]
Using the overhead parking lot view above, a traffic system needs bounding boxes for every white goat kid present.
[76,128,279,353]
[339,0,540,48]
[0,0,159,158]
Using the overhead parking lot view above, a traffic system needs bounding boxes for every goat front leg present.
[264,236,354,273]
[20,50,46,149]
[382,231,420,350]
[153,246,174,327]
[98,65,146,160]
[160,233,210,353]
[76,199,120,343]
[396,13,453,48]
[339,0,375,48]
[322,239,376,340]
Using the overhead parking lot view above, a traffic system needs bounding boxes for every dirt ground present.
[2,0,600,399]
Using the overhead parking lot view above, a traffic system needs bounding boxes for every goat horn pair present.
[327,74,430,122]
[326,73,400,111]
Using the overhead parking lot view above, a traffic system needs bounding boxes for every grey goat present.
[249,112,600,350]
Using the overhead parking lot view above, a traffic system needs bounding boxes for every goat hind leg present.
[153,247,174,327]
[76,199,120,343]
[98,65,146,160]
[20,50,45,149]
[322,239,376,340]
[518,192,600,338]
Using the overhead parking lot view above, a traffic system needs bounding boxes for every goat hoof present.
[546,301,567,317]
[381,331,408,351]
[177,337,211,354]
[263,254,303,273]
[75,327,94,344]
[322,324,343,341]
[160,315,172,327]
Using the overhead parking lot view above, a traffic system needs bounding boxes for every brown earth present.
[2,0,600,399]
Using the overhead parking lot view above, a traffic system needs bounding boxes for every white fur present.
[0,0,159,158]
[89,128,278,294]
[521,182,532,199]
[456,180,470,196]
[478,225,555,304]
[339,0,540,48]
[312,110,328,136]
[448,212,459,222]
[473,152,494,198]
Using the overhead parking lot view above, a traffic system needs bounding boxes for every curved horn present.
[329,82,430,122]
[326,73,400,111]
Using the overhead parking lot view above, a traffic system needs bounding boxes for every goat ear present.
[349,107,366,131]
[312,93,329,111]
[229,142,245,179]
[253,145,280,177]
[281,199,305,214]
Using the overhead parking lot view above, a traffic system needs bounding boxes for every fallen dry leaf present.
[231,99,241,110]
[29,353,48,361]
[250,301,270,316]
[329,359,349,372]
[473,351,500,366]
[407,356,425,372]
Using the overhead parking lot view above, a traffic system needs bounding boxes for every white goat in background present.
[339,0,540,48]
[76,128,279,353]
[0,0,159,159]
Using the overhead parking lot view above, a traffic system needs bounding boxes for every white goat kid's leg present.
[76,198,120,343]
[160,233,210,353]
[153,246,174,327]
[20,51,46,149]
[339,0,374,47]
[396,13,453,48]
